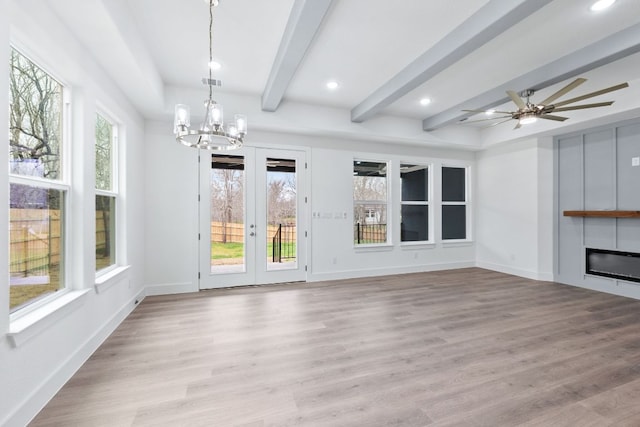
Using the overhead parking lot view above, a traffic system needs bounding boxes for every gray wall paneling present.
[555,119,640,292]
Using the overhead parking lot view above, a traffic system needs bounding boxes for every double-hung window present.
[401,164,430,242]
[9,48,69,312]
[95,113,118,273]
[353,160,388,245]
[441,166,469,240]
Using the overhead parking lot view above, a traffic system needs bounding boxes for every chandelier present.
[173,0,247,151]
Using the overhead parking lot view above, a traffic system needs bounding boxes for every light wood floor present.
[31,268,640,426]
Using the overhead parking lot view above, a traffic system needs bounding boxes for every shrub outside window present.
[9,47,68,312]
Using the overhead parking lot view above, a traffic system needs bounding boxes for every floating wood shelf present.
[563,210,640,218]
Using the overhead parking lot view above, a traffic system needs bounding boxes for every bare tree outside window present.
[9,48,63,180]
[9,48,66,311]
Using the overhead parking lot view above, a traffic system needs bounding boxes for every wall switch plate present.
[632,157,640,167]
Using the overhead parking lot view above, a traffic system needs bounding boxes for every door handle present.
[250,232,255,237]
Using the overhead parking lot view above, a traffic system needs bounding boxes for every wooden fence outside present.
[9,208,61,277]
[10,208,110,278]
[211,221,297,243]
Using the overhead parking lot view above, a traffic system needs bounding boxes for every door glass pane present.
[10,184,64,312]
[210,155,245,273]
[266,158,297,271]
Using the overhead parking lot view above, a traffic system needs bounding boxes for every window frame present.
[94,109,119,276]
[8,45,72,318]
[353,159,391,247]
[400,162,433,245]
[441,164,472,242]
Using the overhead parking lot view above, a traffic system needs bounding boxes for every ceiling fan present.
[462,78,629,129]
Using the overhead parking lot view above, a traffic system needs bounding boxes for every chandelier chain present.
[208,0,213,100]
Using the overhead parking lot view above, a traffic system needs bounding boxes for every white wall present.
[1,2,146,426]
[475,138,554,281]
[143,126,477,292]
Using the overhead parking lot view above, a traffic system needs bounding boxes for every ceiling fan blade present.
[507,90,526,109]
[462,115,512,124]
[551,101,614,112]
[462,109,513,114]
[538,78,587,106]
[514,121,522,130]
[484,118,513,128]
[539,114,569,121]
[552,83,629,107]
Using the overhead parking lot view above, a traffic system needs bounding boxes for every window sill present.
[354,243,394,252]
[401,242,436,250]
[95,265,131,294]
[7,289,91,348]
[442,240,474,248]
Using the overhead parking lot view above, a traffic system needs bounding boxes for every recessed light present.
[419,98,431,106]
[326,81,339,90]
[590,0,615,11]
[209,60,221,70]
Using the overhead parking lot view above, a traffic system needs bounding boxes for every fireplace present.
[586,248,640,284]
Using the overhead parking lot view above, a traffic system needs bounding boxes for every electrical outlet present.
[632,157,640,167]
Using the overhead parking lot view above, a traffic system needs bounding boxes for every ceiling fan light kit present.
[462,78,629,130]
[173,0,247,151]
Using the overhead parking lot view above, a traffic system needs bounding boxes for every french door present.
[199,147,307,289]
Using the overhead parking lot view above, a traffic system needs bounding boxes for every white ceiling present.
[46,0,640,148]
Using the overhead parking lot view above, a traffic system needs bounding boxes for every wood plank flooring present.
[30,268,640,426]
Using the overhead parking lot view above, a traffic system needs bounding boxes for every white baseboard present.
[145,281,197,296]
[4,288,145,427]
[476,261,553,281]
[308,261,476,282]
[556,277,640,301]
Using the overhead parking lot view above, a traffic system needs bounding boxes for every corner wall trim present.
[145,281,197,296]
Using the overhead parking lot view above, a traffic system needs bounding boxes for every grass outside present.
[211,242,297,261]
[10,264,61,311]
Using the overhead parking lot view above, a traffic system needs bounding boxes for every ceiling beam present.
[261,0,333,112]
[422,23,640,131]
[350,0,551,123]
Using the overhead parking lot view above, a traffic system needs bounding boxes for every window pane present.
[95,114,113,191]
[401,164,428,201]
[442,205,466,240]
[9,184,64,311]
[354,204,387,244]
[96,195,116,271]
[9,48,63,180]
[442,167,466,202]
[353,161,387,201]
[353,161,388,245]
[401,205,428,242]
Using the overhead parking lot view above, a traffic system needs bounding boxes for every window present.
[441,166,468,240]
[9,47,67,312]
[353,160,388,244]
[401,164,430,242]
[95,113,117,272]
